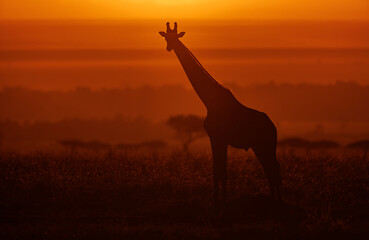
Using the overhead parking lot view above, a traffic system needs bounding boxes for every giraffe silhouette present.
[159,22,281,203]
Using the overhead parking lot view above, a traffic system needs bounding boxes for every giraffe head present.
[159,22,185,52]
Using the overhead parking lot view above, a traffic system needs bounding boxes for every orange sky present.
[0,0,368,20]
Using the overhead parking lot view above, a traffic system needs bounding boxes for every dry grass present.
[0,148,368,239]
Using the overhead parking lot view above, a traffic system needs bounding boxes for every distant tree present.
[59,139,84,152]
[310,140,340,149]
[115,143,140,151]
[115,140,167,152]
[140,140,167,150]
[166,114,206,152]
[59,139,110,152]
[278,137,311,149]
[347,140,369,149]
[83,141,111,152]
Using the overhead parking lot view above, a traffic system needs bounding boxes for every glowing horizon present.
[0,0,368,20]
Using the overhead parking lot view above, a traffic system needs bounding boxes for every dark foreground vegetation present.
[0,149,368,239]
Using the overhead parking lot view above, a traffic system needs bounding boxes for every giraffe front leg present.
[253,145,281,200]
[210,138,228,205]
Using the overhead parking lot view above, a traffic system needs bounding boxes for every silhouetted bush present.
[278,137,340,149]
[347,139,369,160]
[347,140,369,150]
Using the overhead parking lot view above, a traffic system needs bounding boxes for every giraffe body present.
[159,23,281,203]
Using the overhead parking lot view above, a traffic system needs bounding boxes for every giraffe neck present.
[172,40,232,110]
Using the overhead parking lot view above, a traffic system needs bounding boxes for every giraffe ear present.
[178,32,185,38]
[159,31,166,37]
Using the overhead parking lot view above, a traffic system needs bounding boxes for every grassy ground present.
[0,149,368,239]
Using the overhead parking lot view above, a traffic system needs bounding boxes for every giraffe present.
[159,22,281,203]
